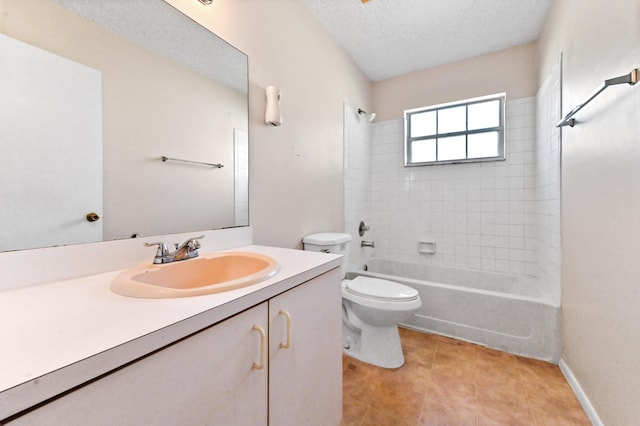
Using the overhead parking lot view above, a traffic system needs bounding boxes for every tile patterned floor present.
[342,328,590,425]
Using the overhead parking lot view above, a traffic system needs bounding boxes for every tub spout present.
[361,240,375,248]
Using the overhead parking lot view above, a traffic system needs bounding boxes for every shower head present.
[357,108,376,122]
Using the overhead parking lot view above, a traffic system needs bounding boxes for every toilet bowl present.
[302,232,422,368]
[342,276,421,368]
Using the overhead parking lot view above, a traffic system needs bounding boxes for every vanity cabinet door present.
[268,268,343,426]
[10,303,269,426]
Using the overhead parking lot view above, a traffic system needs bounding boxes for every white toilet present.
[303,233,422,368]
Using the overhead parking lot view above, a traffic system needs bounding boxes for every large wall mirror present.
[0,0,249,252]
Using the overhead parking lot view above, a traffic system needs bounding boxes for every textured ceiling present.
[303,0,552,82]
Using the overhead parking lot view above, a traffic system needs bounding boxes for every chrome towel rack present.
[161,156,223,168]
[557,68,638,128]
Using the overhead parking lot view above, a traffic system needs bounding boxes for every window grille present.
[404,93,505,166]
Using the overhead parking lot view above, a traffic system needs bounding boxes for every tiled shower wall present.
[368,97,538,275]
[533,61,562,303]
[345,92,562,303]
[344,104,373,270]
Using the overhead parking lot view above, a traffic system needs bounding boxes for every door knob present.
[86,212,100,222]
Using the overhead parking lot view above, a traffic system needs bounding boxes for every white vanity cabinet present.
[268,268,343,425]
[8,268,342,426]
[10,303,270,426]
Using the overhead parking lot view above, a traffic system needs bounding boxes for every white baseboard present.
[559,358,603,426]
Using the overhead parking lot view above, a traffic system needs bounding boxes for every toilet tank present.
[302,233,352,254]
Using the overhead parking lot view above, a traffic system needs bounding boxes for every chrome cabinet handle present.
[278,309,292,349]
[252,324,266,370]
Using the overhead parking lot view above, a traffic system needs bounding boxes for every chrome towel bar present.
[161,156,223,168]
[557,68,638,128]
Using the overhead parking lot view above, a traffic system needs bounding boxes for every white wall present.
[538,0,640,423]
[373,43,538,122]
[166,0,372,249]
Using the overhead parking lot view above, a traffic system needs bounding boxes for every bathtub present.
[346,258,561,362]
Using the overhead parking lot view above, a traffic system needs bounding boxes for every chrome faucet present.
[145,235,204,264]
[361,240,375,248]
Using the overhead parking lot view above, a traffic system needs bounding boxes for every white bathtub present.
[346,258,561,363]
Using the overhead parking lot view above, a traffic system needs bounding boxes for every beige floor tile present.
[530,405,592,425]
[369,385,425,425]
[342,328,590,426]
[476,382,533,425]
[476,346,521,380]
[360,406,414,426]
[341,399,368,426]
[343,357,384,405]
[420,372,477,425]
[380,362,431,395]
[431,347,477,380]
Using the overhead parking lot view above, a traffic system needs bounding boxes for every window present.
[404,93,505,166]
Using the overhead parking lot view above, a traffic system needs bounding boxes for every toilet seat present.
[344,276,419,302]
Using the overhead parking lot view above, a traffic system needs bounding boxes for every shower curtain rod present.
[557,68,638,128]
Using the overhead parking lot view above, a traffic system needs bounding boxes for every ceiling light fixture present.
[198,0,213,5]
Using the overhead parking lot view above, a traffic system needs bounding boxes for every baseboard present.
[559,358,603,426]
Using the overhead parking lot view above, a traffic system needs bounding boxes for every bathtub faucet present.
[361,240,375,248]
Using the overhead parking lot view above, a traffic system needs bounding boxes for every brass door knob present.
[86,212,100,222]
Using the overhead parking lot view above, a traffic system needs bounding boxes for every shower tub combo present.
[346,258,560,362]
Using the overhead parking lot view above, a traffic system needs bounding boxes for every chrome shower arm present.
[557,68,638,128]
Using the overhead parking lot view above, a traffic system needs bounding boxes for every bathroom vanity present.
[0,238,343,425]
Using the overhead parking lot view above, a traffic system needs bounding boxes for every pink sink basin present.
[110,252,280,298]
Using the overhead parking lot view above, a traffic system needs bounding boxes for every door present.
[0,33,102,251]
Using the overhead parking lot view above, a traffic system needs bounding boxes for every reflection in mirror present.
[0,0,249,252]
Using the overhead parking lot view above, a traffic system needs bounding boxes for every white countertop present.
[0,245,341,420]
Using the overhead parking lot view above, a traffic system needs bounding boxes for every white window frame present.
[404,93,506,166]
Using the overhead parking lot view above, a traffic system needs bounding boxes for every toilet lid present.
[345,276,419,302]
